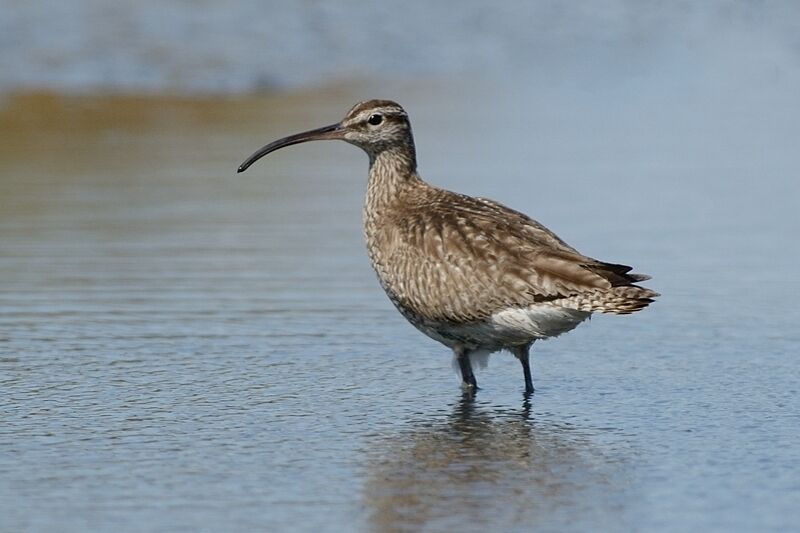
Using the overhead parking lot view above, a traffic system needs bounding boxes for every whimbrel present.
[238,100,658,394]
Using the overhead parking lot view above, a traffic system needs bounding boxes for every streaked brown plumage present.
[238,99,658,394]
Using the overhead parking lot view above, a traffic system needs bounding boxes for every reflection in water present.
[362,395,629,532]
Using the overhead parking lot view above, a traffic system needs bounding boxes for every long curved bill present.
[237,123,344,173]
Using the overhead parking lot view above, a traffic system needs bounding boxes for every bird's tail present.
[555,285,659,315]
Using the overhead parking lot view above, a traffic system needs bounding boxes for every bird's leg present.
[454,346,478,390]
[513,343,535,394]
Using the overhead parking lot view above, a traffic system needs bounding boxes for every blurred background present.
[2,0,799,94]
[2,2,799,532]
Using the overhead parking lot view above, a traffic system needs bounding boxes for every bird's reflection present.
[362,394,626,531]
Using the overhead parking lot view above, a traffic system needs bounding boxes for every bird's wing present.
[470,196,581,254]
[465,194,651,283]
[379,190,649,323]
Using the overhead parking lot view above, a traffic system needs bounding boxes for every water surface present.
[1,82,799,531]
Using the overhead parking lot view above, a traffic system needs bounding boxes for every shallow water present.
[1,82,799,532]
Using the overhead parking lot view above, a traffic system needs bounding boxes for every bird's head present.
[237,99,414,173]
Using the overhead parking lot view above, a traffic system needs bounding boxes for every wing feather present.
[377,186,653,323]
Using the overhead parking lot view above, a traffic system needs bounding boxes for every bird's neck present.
[365,147,421,211]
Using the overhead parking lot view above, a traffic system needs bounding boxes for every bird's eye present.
[367,114,383,126]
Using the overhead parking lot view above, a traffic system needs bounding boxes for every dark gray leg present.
[513,344,534,394]
[454,346,478,390]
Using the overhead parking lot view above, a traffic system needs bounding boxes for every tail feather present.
[585,261,651,286]
[556,285,659,315]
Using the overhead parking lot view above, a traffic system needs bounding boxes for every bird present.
[238,99,658,394]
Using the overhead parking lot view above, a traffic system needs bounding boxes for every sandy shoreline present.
[0,83,366,132]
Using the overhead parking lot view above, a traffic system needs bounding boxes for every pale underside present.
[404,301,591,368]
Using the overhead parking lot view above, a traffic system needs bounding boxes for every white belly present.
[489,305,590,341]
[408,304,591,353]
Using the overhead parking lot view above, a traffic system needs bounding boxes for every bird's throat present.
[365,148,420,210]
